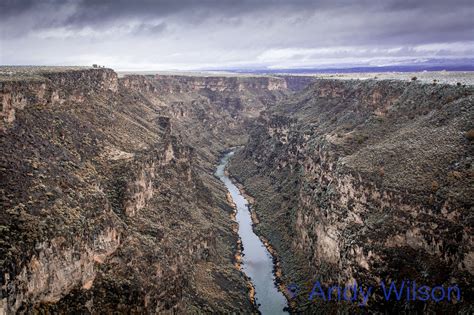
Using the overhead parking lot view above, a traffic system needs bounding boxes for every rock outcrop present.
[0,69,118,130]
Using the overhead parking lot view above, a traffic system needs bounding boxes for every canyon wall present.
[277,75,317,92]
[151,75,288,94]
[0,68,291,313]
[229,79,473,313]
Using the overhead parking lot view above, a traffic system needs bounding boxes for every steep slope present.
[0,68,291,313]
[229,79,474,313]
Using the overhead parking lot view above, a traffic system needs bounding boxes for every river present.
[215,150,289,314]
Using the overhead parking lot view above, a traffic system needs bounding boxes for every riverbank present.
[232,179,295,311]
[215,150,289,314]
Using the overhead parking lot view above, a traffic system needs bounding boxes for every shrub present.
[354,134,368,144]
[431,180,440,192]
[447,171,463,182]
[411,76,417,81]
[465,129,474,140]
[379,167,385,177]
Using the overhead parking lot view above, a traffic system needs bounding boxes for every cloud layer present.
[1,0,473,70]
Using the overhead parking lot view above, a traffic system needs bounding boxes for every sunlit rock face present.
[229,79,473,313]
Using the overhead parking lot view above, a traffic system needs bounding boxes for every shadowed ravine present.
[215,151,289,314]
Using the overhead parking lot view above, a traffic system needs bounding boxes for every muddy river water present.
[215,150,288,314]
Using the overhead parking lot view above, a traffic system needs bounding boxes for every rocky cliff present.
[0,68,291,313]
[120,74,288,168]
[229,79,473,313]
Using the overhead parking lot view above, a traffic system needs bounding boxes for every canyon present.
[0,67,473,314]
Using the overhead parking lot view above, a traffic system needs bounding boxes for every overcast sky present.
[0,0,473,70]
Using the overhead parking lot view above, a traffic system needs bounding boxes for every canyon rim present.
[1,0,474,314]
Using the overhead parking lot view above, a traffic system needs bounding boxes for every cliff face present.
[0,69,118,129]
[0,69,291,313]
[120,74,289,165]
[151,75,288,93]
[229,79,473,313]
[279,75,317,92]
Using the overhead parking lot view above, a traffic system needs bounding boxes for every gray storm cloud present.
[0,0,473,70]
